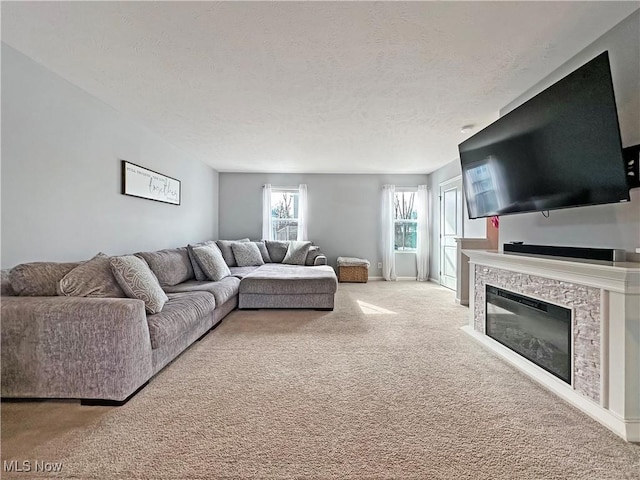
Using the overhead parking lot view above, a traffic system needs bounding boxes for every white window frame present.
[394,189,417,252]
[270,187,300,241]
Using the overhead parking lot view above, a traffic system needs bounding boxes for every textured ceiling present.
[2,2,638,174]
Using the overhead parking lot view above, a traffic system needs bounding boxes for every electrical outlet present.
[377,262,382,269]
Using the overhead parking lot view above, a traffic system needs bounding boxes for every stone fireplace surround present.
[462,250,640,442]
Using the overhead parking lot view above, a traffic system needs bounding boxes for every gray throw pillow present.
[135,248,194,286]
[1,269,15,296]
[187,241,216,281]
[192,244,231,281]
[283,241,312,265]
[265,240,289,263]
[254,241,272,263]
[231,242,265,267]
[9,261,81,296]
[58,252,126,298]
[216,238,250,267]
[110,255,168,314]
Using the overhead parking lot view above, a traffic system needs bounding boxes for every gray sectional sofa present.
[1,240,337,404]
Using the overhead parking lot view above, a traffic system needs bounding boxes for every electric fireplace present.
[486,285,572,384]
[463,249,640,441]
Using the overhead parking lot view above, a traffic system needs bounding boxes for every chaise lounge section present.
[239,264,337,310]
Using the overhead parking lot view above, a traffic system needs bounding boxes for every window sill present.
[395,250,416,254]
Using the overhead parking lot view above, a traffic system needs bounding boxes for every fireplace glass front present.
[486,285,572,384]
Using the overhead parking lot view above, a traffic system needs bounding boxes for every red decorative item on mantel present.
[491,216,499,229]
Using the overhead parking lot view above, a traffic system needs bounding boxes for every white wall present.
[218,173,428,278]
[427,159,487,282]
[1,44,219,268]
[498,11,640,259]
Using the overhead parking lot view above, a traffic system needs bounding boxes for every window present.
[394,191,417,251]
[270,189,299,241]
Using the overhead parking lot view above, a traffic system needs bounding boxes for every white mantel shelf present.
[463,250,640,294]
[462,250,640,442]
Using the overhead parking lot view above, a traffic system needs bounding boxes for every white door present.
[440,177,463,291]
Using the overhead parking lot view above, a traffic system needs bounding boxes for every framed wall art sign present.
[121,161,181,205]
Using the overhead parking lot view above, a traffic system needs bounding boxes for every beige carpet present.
[2,281,639,479]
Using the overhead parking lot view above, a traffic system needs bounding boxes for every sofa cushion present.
[254,241,272,263]
[110,255,168,314]
[229,266,260,279]
[216,239,250,267]
[136,248,194,286]
[240,264,338,295]
[192,244,231,281]
[283,241,312,265]
[187,241,216,281]
[58,252,126,298]
[1,269,15,296]
[9,261,81,297]
[147,292,216,349]
[163,276,240,306]
[231,242,265,267]
[265,240,289,263]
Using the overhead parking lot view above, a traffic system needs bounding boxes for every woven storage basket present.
[338,265,368,283]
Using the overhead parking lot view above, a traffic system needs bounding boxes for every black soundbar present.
[503,243,626,262]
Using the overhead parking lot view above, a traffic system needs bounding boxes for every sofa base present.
[239,293,335,310]
[78,310,235,407]
[213,295,238,323]
[1,381,150,407]
[80,381,150,406]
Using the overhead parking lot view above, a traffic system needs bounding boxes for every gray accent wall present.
[498,11,640,258]
[1,44,219,268]
[218,173,428,278]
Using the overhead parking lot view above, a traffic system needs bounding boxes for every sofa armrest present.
[313,255,328,266]
[1,296,153,401]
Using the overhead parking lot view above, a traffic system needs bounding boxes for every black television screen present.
[458,51,630,219]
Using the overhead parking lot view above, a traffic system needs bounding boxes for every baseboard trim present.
[461,325,639,442]
[367,277,441,283]
[366,276,418,282]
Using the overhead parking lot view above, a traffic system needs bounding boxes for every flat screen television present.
[458,51,630,219]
